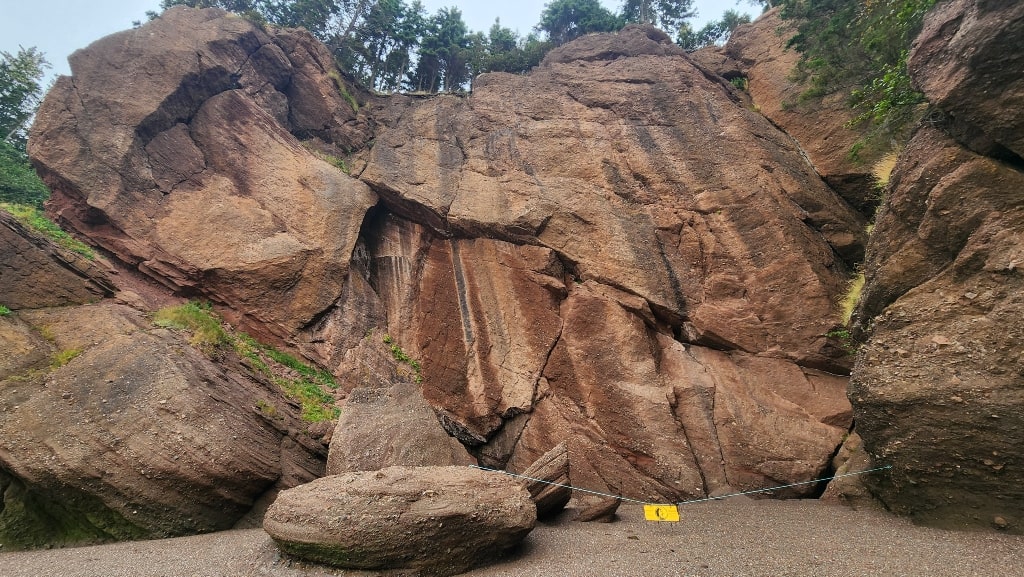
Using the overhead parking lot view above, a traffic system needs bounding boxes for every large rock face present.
[0,302,327,549]
[695,8,883,216]
[909,0,1024,161]
[851,0,1024,533]
[22,11,870,545]
[28,6,377,343]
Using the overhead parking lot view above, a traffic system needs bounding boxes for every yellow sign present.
[643,504,680,522]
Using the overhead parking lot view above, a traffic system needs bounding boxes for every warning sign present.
[643,504,680,522]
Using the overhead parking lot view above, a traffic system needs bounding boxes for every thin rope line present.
[676,465,893,505]
[471,464,892,507]
[470,465,652,505]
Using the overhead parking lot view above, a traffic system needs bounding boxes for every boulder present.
[326,381,472,474]
[0,302,327,549]
[27,6,377,344]
[851,124,1024,532]
[263,466,535,575]
[574,497,621,523]
[519,441,571,519]
[909,0,1024,161]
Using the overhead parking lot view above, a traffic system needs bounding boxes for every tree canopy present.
[0,47,50,207]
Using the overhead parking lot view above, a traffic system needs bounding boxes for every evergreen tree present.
[0,47,50,206]
[537,0,623,46]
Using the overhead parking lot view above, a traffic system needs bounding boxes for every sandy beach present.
[1,499,1021,577]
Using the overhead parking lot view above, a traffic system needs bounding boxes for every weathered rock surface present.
[263,466,535,575]
[326,381,472,474]
[519,441,571,519]
[0,302,327,549]
[27,6,377,343]
[697,8,883,216]
[909,0,1024,161]
[850,0,1024,532]
[0,211,114,309]
[851,125,1024,532]
[22,11,869,543]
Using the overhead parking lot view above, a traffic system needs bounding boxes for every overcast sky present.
[1,0,761,85]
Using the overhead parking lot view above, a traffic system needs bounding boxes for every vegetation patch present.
[50,348,82,369]
[153,302,340,422]
[153,301,229,353]
[0,304,10,316]
[838,272,865,326]
[382,333,422,383]
[1,203,95,259]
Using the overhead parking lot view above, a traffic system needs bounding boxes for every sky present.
[1,0,761,85]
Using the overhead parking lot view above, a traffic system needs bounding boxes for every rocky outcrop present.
[0,211,114,309]
[851,0,1024,533]
[28,6,377,344]
[326,381,472,474]
[22,11,870,545]
[0,302,327,549]
[697,8,883,215]
[263,466,535,575]
[909,0,1024,161]
[519,442,571,519]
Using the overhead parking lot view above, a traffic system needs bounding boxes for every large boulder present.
[263,466,535,575]
[0,302,327,549]
[27,6,377,343]
[850,125,1024,532]
[851,1,1024,532]
[326,381,472,474]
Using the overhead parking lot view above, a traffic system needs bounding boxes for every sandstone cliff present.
[6,0,1017,548]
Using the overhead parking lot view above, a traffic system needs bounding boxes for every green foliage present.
[537,0,623,46]
[779,0,937,155]
[153,301,230,351]
[620,0,694,30]
[1,47,49,150]
[382,333,422,383]
[50,348,82,369]
[0,305,10,316]
[153,302,340,422]
[0,203,94,259]
[0,141,49,207]
[838,272,865,325]
[678,9,751,51]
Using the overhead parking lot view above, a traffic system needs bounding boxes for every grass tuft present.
[1,203,95,259]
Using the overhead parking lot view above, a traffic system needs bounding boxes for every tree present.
[408,7,470,92]
[0,47,50,206]
[537,0,622,46]
[620,0,694,32]
[1,47,49,149]
[676,9,750,51]
[779,0,937,155]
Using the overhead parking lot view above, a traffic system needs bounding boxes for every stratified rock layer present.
[851,0,1024,533]
[0,302,326,548]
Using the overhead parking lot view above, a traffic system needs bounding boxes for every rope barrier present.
[471,463,892,507]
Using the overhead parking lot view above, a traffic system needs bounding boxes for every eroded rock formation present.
[694,7,884,216]
[0,301,326,548]
[264,466,536,575]
[851,0,1024,533]
[10,6,884,547]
